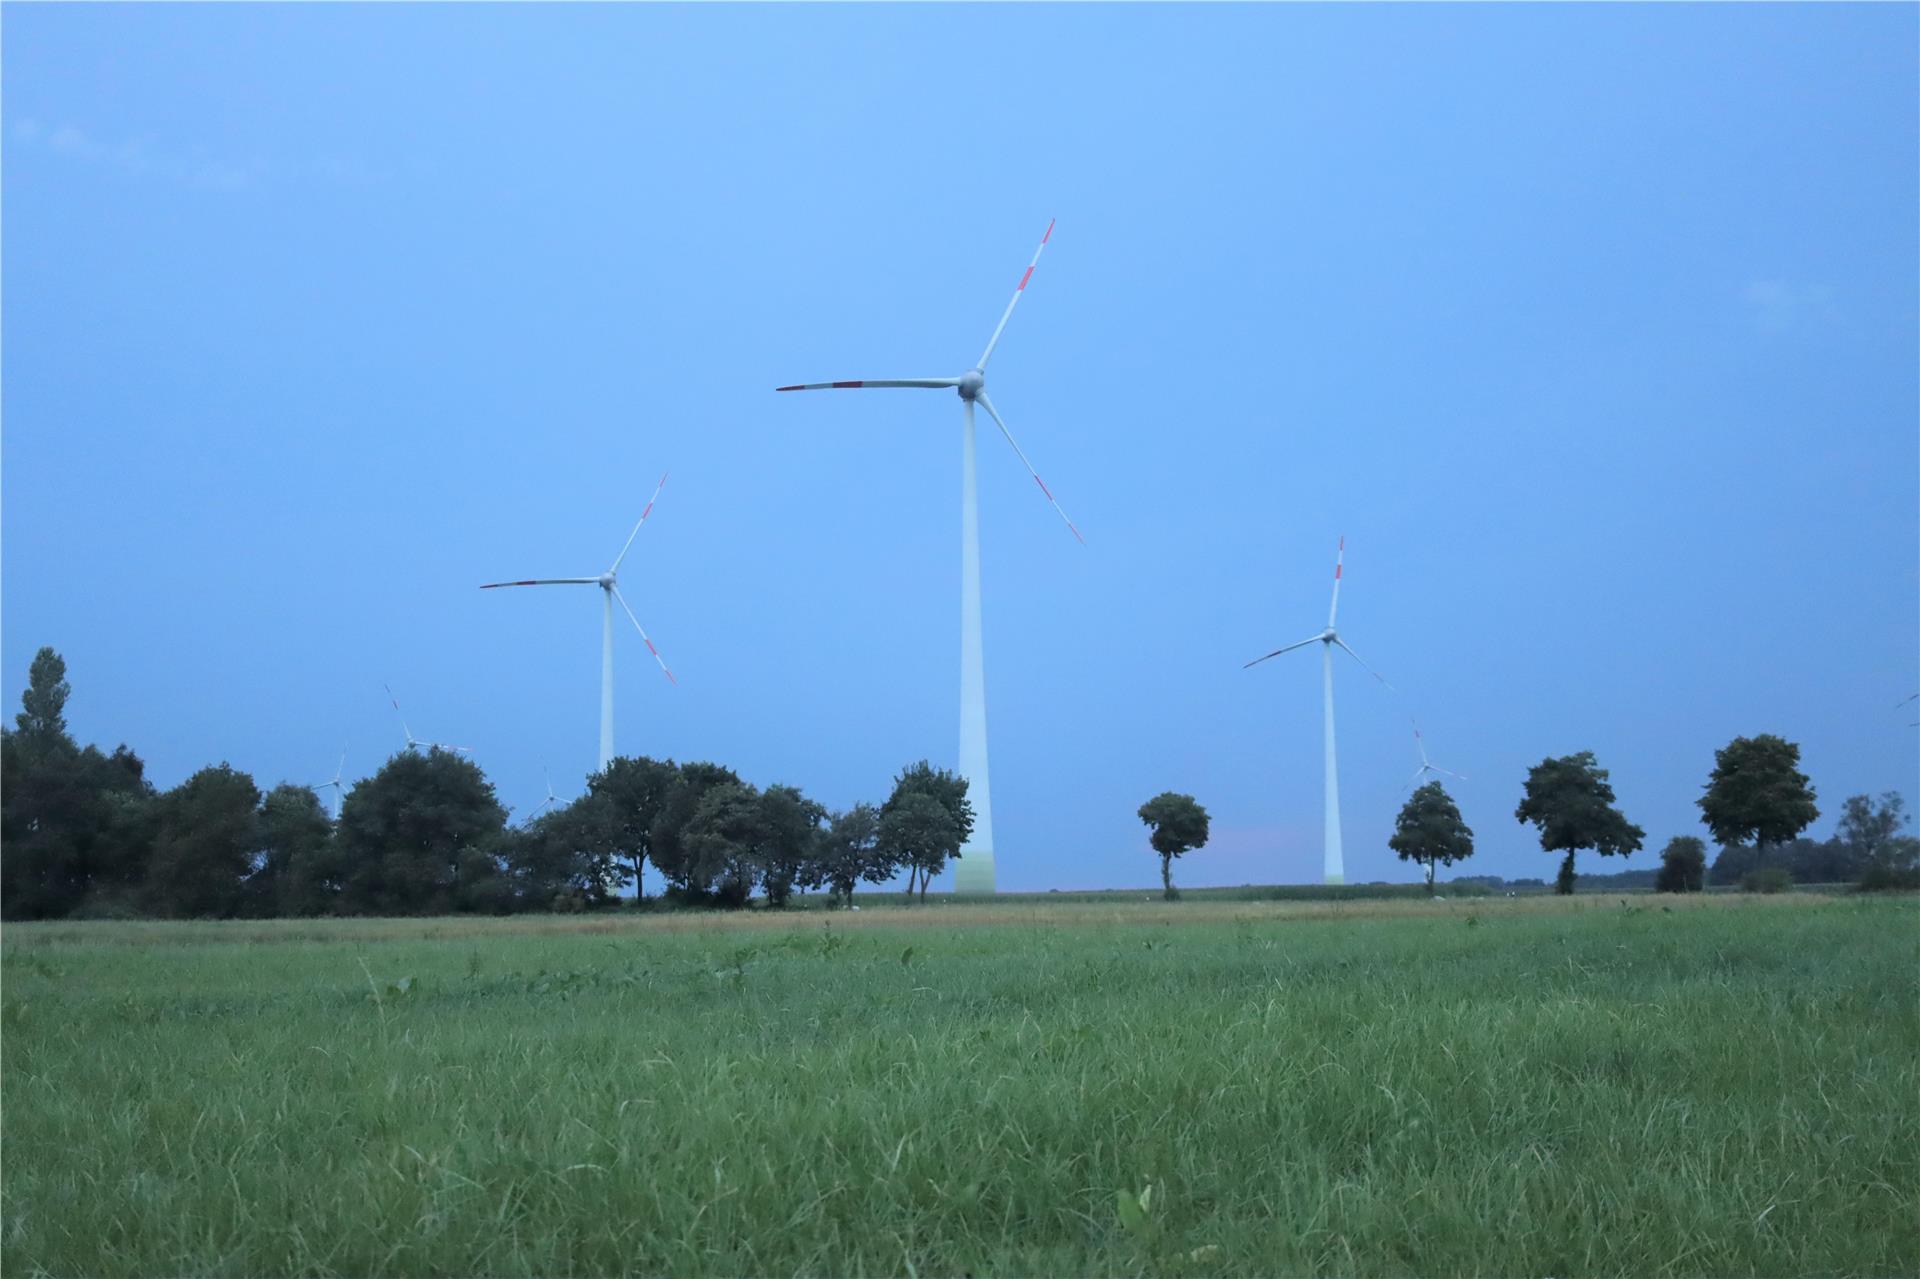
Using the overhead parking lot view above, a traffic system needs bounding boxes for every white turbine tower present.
[1244,538,1393,885]
[775,220,1082,895]
[385,685,470,755]
[315,748,348,818]
[480,474,677,773]
[1406,721,1464,790]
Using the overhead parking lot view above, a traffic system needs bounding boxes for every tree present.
[1843,792,1920,891]
[15,646,71,742]
[881,761,974,898]
[1514,751,1645,894]
[502,800,618,910]
[1653,835,1707,893]
[251,784,336,916]
[810,803,893,907]
[879,792,962,901]
[757,784,826,907]
[648,762,743,896]
[1136,792,1210,899]
[682,781,765,907]
[144,765,262,918]
[1387,782,1473,893]
[336,749,508,914]
[585,755,678,899]
[1698,734,1818,871]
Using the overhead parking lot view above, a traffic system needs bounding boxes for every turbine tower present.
[775,221,1082,895]
[480,475,677,773]
[1244,538,1393,885]
[1406,721,1464,790]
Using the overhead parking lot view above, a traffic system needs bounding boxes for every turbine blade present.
[1243,635,1324,669]
[978,218,1054,370]
[611,472,669,574]
[613,587,677,685]
[1328,536,1345,628]
[1407,765,1428,789]
[384,685,417,745]
[1433,765,1468,782]
[774,379,960,392]
[975,392,1083,544]
[1334,638,1395,690]
[479,578,599,589]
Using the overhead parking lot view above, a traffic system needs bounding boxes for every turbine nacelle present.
[1320,628,1338,644]
[956,369,985,401]
[597,572,616,590]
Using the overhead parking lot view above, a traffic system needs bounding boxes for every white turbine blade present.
[332,749,347,785]
[1334,638,1395,690]
[1328,536,1345,628]
[977,219,1054,370]
[1899,693,1920,707]
[610,472,669,575]
[613,587,677,685]
[1406,765,1428,789]
[384,685,417,746]
[1243,635,1323,669]
[544,766,558,802]
[1432,765,1468,782]
[975,392,1083,544]
[1412,722,1431,767]
[479,577,599,589]
[774,378,960,392]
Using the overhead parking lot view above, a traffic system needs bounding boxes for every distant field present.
[5,894,1915,1277]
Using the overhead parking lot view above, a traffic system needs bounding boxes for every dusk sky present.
[5,3,1915,891]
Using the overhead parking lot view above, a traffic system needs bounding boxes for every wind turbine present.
[385,685,470,756]
[315,748,348,818]
[480,474,677,773]
[530,768,561,821]
[1244,538,1393,885]
[775,221,1081,895]
[1406,721,1464,790]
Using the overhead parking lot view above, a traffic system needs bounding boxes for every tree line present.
[1,648,975,920]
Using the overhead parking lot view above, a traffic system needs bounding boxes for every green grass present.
[4,894,1916,1277]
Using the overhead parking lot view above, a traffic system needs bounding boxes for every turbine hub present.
[957,369,985,401]
[1322,628,1337,642]
[598,572,615,589]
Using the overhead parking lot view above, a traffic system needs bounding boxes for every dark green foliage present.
[757,784,826,907]
[14,646,71,741]
[682,781,765,906]
[1137,792,1210,899]
[647,762,744,895]
[251,784,337,916]
[1515,751,1645,894]
[336,749,508,915]
[881,761,973,899]
[1654,835,1707,893]
[1742,866,1793,894]
[1698,734,1818,869]
[585,755,678,899]
[1388,782,1473,893]
[502,799,621,909]
[811,804,892,907]
[144,765,262,918]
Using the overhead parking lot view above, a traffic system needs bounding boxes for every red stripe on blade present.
[1018,267,1034,291]
[1042,219,1054,244]
[831,381,864,388]
[775,385,804,391]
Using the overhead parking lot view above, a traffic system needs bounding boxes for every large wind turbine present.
[775,221,1081,895]
[480,475,676,773]
[1244,538,1393,885]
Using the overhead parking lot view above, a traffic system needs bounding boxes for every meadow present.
[3,892,1915,1278]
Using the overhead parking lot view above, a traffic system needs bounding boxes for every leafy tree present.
[1387,782,1473,893]
[881,761,973,898]
[810,803,892,907]
[1,650,156,919]
[1136,792,1210,899]
[880,792,962,900]
[1842,792,1920,891]
[502,800,618,909]
[585,755,678,899]
[1698,734,1818,870]
[757,784,826,907]
[336,748,508,914]
[1653,835,1707,893]
[1514,751,1645,894]
[682,781,765,906]
[144,765,262,918]
[648,762,743,896]
[251,784,336,916]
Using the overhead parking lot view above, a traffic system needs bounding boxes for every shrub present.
[1741,866,1792,894]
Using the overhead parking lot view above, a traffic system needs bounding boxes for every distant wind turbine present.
[1406,721,1464,790]
[480,474,677,773]
[1901,693,1918,727]
[315,748,348,818]
[385,685,470,755]
[1244,538,1394,885]
[530,768,561,821]
[775,221,1082,895]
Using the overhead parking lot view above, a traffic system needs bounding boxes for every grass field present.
[4,893,1916,1277]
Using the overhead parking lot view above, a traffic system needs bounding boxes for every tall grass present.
[4,895,1915,1276]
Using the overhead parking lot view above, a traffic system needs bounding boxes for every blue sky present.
[5,4,1915,891]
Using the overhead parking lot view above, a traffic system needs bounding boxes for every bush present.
[1859,858,1920,893]
[1741,867,1793,894]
